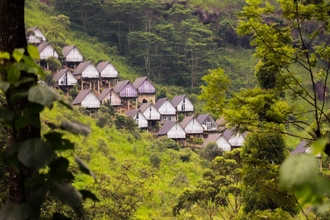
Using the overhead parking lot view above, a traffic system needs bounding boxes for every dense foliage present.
[50,0,256,89]
[241,133,298,218]
[199,0,330,215]
[41,104,206,219]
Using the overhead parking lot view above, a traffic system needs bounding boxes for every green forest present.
[36,0,258,91]
[1,0,330,219]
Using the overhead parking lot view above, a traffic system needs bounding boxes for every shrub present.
[149,154,161,169]
[96,114,107,128]
[200,142,224,161]
[46,56,62,73]
[69,84,79,100]
[160,137,180,151]
[114,114,138,131]
[114,114,126,129]
[180,154,190,162]
[170,172,189,187]
[103,100,115,115]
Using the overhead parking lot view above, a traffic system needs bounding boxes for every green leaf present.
[12,48,25,62]
[0,108,14,123]
[3,153,19,170]
[0,81,10,93]
[28,85,61,108]
[22,56,45,78]
[75,156,96,179]
[25,174,47,188]
[311,137,328,156]
[27,45,40,60]
[15,114,41,130]
[12,77,34,88]
[49,170,74,182]
[279,154,319,190]
[58,99,74,110]
[50,182,82,208]
[9,91,28,102]
[6,142,21,156]
[26,102,44,114]
[55,139,74,151]
[44,132,74,151]
[29,184,49,215]
[61,121,91,136]
[79,190,100,202]
[7,63,21,83]
[0,51,10,59]
[18,139,55,171]
[48,156,69,171]
[14,115,31,130]
[0,203,29,220]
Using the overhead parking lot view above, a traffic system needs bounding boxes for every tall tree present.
[241,133,299,218]
[173,149,243,220]
[46,14,70,43]
[0,0,26,52]
[234,0,330,145]
[199,0,330,212]
[181,17,217,88]
[0,0,39,204]
[0,1,98,218]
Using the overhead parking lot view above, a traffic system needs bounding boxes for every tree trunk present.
[0,0,41,204]
[0,0,27,52]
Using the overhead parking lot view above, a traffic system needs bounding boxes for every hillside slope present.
[41,102,205,219]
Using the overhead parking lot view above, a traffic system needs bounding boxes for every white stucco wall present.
[100,64,119,78]
[159,101,176,115]
[216,137,231,151]
[177,97,194,112]
[28,29,46,44]
[185,119,203,134]
[168,124,186,139]
[134,112,148,128]
[229,134,245,147]
[142,105,160,120]
[58,72,77,86]
[81,92,100,108]
[40,45,58,60]
[66,47,83,62]
[82,64,99,78]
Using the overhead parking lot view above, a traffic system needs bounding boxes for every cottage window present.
[126,87,131,96]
